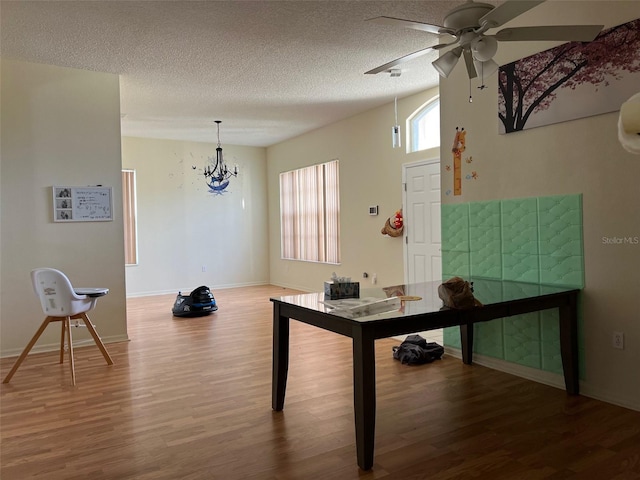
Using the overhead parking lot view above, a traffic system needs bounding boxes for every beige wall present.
[1,59,128,356]
[439,2,640,410]
[266,87,440,292]
[121,136,269,296]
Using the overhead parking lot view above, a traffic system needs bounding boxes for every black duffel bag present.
[392,334,444,365]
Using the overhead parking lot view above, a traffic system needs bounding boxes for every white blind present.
[279,160,340,264]
[122,170,138,265]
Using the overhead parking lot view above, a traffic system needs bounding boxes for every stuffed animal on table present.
[437,277,483,309]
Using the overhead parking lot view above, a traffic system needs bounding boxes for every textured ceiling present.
[1,0,497,146]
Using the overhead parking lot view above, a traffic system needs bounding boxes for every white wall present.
[439,2,640,410]
[266,88,440,292]
[121,136,269,296]
[1,59,128,356]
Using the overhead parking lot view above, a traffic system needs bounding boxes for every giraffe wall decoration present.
[452,127,466,196]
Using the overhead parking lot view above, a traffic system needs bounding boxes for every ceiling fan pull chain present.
[477,62,487,91]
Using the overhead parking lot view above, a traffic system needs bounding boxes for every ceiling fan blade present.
[432,39,460,50]
[495,25,604,42]
[479,0,546,29]
[365,46,437,75]
[463,49,478,79]
[366,16,454,36]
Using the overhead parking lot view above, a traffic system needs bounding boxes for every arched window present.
[408,96,440,153]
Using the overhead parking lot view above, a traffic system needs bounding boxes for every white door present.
[403,160,442,344]
[403,160,442,285]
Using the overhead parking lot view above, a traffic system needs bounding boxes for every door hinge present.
[403,183,407,191]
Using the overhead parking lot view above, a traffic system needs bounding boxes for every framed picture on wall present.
[52,186,113,222]
[498,18,640,134]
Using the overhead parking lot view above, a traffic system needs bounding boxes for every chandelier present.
[204,120,238,193]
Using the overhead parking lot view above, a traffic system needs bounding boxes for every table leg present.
[460,322,474,365]
[352,325,376,471]
[559,292,579,395]
[272,303,290,411]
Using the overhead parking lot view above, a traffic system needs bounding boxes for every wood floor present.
[2,285,639,479]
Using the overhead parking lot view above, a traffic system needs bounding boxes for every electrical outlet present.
[613,331,624,350]
[372,273,377,285]
[202,265,206,273]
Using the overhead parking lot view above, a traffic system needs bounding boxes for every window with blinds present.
[122,169,138,265]
[279,160,340,264]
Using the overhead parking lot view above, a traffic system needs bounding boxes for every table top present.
[271,279,580,322]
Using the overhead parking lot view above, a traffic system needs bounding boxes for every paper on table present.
[319,296,401,319]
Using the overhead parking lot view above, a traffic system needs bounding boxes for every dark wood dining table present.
[271,279,580,470]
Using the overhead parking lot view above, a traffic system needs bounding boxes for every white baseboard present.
[0,334,129,359]
[578,384,640,412]
[268,281,313,293]
[445,347,639,412]
[126,281,270,298]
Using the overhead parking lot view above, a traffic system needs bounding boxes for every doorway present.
[402,159,442,343]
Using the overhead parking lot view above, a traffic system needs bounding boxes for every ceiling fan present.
[365,0,604,79]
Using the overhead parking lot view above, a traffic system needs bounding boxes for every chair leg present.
[2,317,54,384]
[78,313,114,365]
[60,319,67,364]
[65,317,76,386]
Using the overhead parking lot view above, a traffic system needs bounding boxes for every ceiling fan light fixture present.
[473,58,500,79]
[366,1,604,86]
[432,46,463,78]
[470,35,498,62]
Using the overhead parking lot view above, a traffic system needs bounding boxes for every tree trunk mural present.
[498,18,640,134]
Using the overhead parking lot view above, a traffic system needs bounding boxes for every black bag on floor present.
[172,285,218,317]
[392,334,444,365]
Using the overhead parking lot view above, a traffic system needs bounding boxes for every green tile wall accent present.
[443,325,461,348]
[442,250,470,279]
[504,313,542,369]
[501,197,539,255]
[441,204,471,278]
[540,309,562,374]
[502,255,540,283]
[441,204,470,252]
[441,194,584,376]
[502,197,540,283]
[539,255,584,287]
[473,321,504,359]
[538,195,584,287]
[469,201,502,279]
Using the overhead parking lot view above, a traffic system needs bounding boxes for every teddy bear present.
[437,276,483,309]
[381,209,403,237]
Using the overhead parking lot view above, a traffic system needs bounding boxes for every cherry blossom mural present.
[498,18,640,134]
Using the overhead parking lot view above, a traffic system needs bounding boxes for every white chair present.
[2,268,114,386]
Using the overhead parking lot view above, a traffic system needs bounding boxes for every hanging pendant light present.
[392,95,401,148]
[390,69,401,148]
[203,120,238,194]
